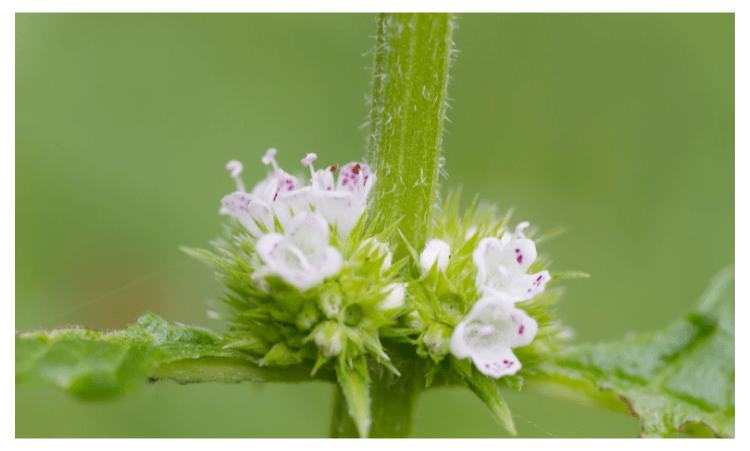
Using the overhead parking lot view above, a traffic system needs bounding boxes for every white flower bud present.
[420,239,451,273]
[313,321,344,357]
[379,283,406,310]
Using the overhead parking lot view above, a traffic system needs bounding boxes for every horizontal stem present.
[149,357,336,385]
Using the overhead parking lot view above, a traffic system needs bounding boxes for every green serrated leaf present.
[15,334,154,401]
[335,356,372,438]
[16,312,327,401]
[534,266,735,437]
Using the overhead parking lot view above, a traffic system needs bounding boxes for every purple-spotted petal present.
[510,270,552,304]
[312,169,335,192]
[510,308,539,348]
[220,192,274,236]
[471,347,522,378]
[473,224,548,303]
[449,295,538,379]
[274,187,315,226]
[255,233,285,264]
[336,162,375,200]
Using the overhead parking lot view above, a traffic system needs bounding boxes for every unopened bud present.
[420,239,451,273]
[422,322,453,358]
[379,283,406,310]
[313,321,344,357]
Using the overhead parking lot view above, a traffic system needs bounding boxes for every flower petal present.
[317,246,343,282]
[255,232,285,265]
[450,295,538,378]
[220,192,273,236]
[274,187,314,226]
[510,308,539,348]
[449,321,473,359]
[313,191,365,240]
[473,237,500,287]
[473,230,547,302]
[284,213,331,254]
[336,162,375,200]
[506,236,537,273]
[471,347,522,378]
[506,270,551,304]
[256,213,342,291]
[312,169,335,192]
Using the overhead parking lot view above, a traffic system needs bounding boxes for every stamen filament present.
[302,153,318,178]
[225,160,245,192]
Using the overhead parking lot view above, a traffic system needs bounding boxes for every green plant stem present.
[366,13,456,261]
[327,13,456,438]
[330,351,427,438]
[150,357,336,384]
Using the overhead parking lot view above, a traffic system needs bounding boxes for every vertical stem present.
[330,355,427,438]
[329,13,457,439]
[366,13,456,261]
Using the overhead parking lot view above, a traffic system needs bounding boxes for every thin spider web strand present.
[35,258,190,328]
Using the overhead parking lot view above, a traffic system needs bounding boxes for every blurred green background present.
[16,13,733,437]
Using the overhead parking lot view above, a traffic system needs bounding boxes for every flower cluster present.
[221,148,374,243]
[197,151,559,382]
[195,149,410,374]
[413,200,552,379]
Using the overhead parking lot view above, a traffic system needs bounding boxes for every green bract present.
[185,213,413,378]
[184,188,569,436]
[14,13,733,439]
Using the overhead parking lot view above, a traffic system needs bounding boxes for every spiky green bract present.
[186,215,414,436]
[401,191,574,434]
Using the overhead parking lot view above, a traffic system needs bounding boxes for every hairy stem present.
[366,13,456,261]
[330,348,427,438]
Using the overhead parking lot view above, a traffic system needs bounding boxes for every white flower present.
[220,149,309,235]
[220,150,377,240]
[302,156,376,240]
[450,295,538,378]
[420,239,451,273]
[220,160,275,236]
[255,212,342,291]
[378,283,406,310]
[473,222,551,303]
[256,148,312,226]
